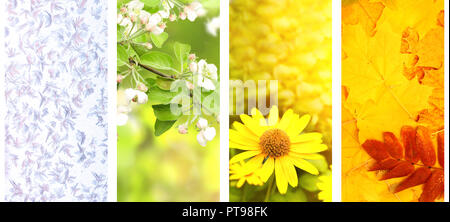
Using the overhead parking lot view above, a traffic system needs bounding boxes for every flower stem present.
[264,176,275,202]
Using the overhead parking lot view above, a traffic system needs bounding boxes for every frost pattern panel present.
[4,0,108,201]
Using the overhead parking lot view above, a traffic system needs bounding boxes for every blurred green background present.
[117,0,220,202]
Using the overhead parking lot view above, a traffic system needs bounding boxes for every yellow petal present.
[289,152,324,160]
[290,143,328,153]
[259,157,274,182]
[240,114,266,136]
[242,154,265,174]
[280,156,298,187]
[286,114,311,137]
[291,132,323,143]
[229,151,260,164]
[267,106,279,126]
[277,109,294,130]
[230,129,260,146]
[289,157,319,175]
[275,158,288,194]
[237,178,245,188]
[229,141,260,150]
[251,107,265,122]
[233,121,259,139]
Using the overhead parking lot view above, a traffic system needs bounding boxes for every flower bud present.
[179,12,187,20]
[169,14,176,22]
[186,81,194,90]
[117,75,124,83]
[130,14,137,23]
[188,54,196,61]
[145,42,153,50]
[120,7,127,14]
[178,124,188,134]
[137,82,148,92]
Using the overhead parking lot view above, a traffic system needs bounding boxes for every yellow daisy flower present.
[230,161,264,188]
[229,106,327,194]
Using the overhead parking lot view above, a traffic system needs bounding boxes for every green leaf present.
[134,32,151,43]
[156,77,174,90]
[117,25,124,41]
[173,42,191,71]
[299,173,320,192]
[150,32,169,48]
[152,104,181,121]
[117,44,128,67]
[140,51,174,71]
[154,119,176,136]
[146,82,179,105]
[117,0,128,8]
[142,0,161,8]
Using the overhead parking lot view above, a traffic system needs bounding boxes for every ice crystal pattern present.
[3,0,108,201]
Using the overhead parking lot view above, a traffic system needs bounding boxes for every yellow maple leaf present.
[342,0,385,36]
[341,0,442,202]
[379,0,444,37]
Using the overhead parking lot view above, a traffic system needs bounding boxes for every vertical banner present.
[3,0,109,201]
[229,0,332,202]
[341,0,445,202]
[116,0,220,201]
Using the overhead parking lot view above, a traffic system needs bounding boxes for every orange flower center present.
[259,129,290,158]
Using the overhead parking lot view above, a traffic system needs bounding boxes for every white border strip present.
[331,0,342,202]
[107,0,118,202]
[444,0,449,203]
[0,0,6,202]
[219,0,230,202]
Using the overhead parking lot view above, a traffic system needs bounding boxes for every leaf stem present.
[264,176,275,202]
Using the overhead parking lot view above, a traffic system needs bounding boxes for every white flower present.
[125,88,137,102]
[196,117,208,129]
[145,14,164,34]
[158,10,170,19]
[139,10,151,24]
[125,88,148,104]
[117,105,132,126]
[147,13,162,28]
[118,16,131,27]
[189,62,197,73]
[117,113,129,126]
[127,0,144,11]
[150,24,165,35]
[183,2,205,22]
[206,17,220,36]
[178,124,188,134]
[196,60,217,91]
[136,91,148,104]
[197,127,216,147]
